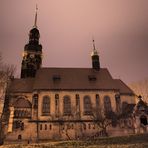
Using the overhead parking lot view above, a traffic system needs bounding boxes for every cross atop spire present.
[34,4,38,28]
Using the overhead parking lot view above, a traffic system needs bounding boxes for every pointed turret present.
[21,6,42,78]
[91,39,100,70]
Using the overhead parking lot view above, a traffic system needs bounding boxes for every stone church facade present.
[1,9,148,143]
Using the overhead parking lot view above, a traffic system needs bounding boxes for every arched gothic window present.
[42,96,50,115]
[84,96,92,115]
[104,96,112,114]
[63,96,71,115]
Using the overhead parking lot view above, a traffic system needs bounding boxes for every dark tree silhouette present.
[91,105,134,137]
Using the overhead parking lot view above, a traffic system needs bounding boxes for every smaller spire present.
[91,37,98,56]
[34,4,38,28]
[92,37,96,51]
[91,38,100,70]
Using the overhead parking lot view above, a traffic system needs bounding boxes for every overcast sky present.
[0,0,148,83]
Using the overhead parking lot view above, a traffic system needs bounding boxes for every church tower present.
[21,6,42,78]
[91,39,100,70]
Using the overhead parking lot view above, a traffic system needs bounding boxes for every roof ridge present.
[39,67,107,70]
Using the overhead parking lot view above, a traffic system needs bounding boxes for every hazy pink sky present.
[0,0,148,83]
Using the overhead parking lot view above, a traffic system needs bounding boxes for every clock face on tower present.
[30,54,35,58]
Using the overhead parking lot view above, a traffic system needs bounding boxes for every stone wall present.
[4,90,137,141]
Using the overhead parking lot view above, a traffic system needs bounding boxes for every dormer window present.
[88,75,96,81]
[53,75,61,81]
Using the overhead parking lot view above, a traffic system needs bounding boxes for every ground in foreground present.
[0,133,148,148]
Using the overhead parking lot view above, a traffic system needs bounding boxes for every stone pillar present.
[7,106,14,132]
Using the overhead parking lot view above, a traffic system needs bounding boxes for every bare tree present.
[0,53,16,116]
[0,53,16,144]
[129,79,148,103]
[91,105,134,137]
[51,106,77,140]
[90,107,116,136]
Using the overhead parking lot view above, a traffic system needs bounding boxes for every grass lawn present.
[0,133,148,148]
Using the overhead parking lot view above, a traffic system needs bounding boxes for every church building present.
[2,8,145,143]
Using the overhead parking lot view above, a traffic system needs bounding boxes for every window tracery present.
[84,96,92,115]
[42,96,50,115]
[63,96,71,115]
[104,96,112,114]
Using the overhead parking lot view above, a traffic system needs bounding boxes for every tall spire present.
[34,4,38,28]
[21,4,42,78]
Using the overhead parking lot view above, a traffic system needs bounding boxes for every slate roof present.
[8,78,34,93]
[114,79,134,95]
[8,67,134,95]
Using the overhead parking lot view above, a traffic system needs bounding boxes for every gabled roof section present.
[8,78,34,93]
[7,67,135,95]
[114,79,134,95]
